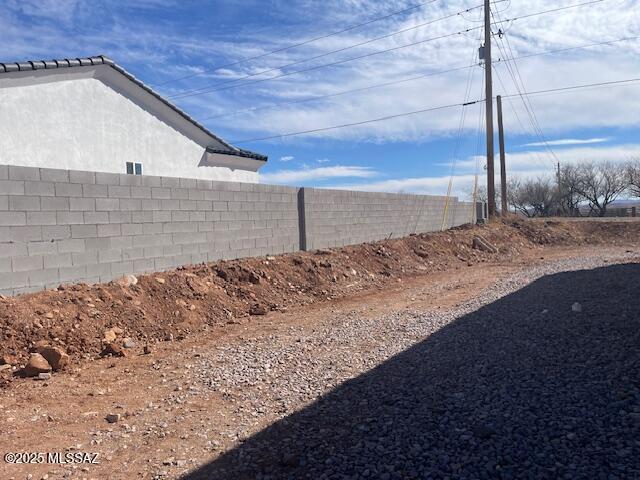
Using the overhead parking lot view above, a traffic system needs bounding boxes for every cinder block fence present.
[0,164,482,296]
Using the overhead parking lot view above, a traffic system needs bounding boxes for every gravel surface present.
[184,253,640,480]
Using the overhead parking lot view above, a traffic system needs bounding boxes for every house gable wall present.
[0,66,258,182]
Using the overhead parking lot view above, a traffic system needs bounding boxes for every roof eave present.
[206,147,267,162]
[205,150,267,172]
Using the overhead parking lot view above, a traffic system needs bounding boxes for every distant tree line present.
[475,158,640,217]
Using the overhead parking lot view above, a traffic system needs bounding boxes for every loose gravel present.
[184,253,640,480]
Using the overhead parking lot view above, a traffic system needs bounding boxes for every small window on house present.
[126,162,143,175]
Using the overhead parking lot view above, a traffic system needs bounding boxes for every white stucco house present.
[0,55,267,182]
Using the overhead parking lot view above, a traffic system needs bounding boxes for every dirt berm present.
[1,218,638,383]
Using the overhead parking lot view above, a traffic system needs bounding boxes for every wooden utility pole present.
[497,95,507,214]
[484,0,496,217]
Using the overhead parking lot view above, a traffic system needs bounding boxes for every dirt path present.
[1,244,638,480]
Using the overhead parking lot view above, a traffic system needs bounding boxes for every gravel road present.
[184,253,640,480]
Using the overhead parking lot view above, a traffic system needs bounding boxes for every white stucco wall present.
[0,67,259,182]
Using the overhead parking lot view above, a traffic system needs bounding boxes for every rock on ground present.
[23,353,52,377]
[34,345,69,371]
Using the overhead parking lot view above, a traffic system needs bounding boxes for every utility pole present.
[483,0,496,218]
[497,95,507,215]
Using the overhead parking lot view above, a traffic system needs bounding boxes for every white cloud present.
[329,173,495,199]
[179,0,640,143]
[455,144,640,174]
[334,174,474,194]
[329,167,564,200]
[279,155,294,162]
[522,137,610,147]
[317,158,330,163]
[1,0,638,145]
[329,143,640,199]
[5,0,80,24]
[260,165,378,183]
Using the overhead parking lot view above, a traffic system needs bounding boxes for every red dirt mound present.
[1,218,638,385]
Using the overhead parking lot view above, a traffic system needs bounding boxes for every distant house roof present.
[0,55,267,163]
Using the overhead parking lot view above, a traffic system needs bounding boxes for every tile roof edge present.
[0,55,265,162]
[206,147,268,162]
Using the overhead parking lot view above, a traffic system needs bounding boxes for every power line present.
[461,0,511,22]
[201,64,474,120]
[492,64,553,168]
[200,35,637,121]
[229,77,640,144]
[170,27,482,99]
[505,78,640,98]
[498,0,603,23]
[417,11,484,233]
[471,67,486,221]
[233,100,479,143]
[167,2,501,97]
[441,28,483,230]
[170,0,606,100]
[168,2,496,99]
[492,7,562,164]
[490,12,556,167]
[153,0,440,87]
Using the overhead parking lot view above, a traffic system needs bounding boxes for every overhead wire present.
[506,77,640,97]
[153,0,441,87]
[461,0,511,21]
[168,2,499,99]
[491,6,562,164]
[170,26,484,99]
[471,70,486,222]
[229,77,640,144]
[169,0,606,100]
[493,42,558,167]
[492,63,553,169]
[199,35,638,121]
[441,26,483,230]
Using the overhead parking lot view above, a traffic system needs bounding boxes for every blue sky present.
[2,0,639,198]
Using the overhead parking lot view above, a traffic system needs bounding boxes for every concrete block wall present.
[0,165,299,296]
[302,188,476,250]
[0,164,482,296]
[450,199,478,231]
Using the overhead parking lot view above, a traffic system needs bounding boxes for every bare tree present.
[471,184,500,208]
[504,177,522,214]
[470,160,634,217]
[472,177,538,216]
[509,179,533,217]
[509,176,558,217]
[558,164,584,216]
[627,158,640,198]
[471,184,487,204]
[574,161,627,216]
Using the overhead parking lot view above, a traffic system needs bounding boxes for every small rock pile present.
[4,324,141,379]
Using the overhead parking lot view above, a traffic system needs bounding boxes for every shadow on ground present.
[184,263,640,480]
